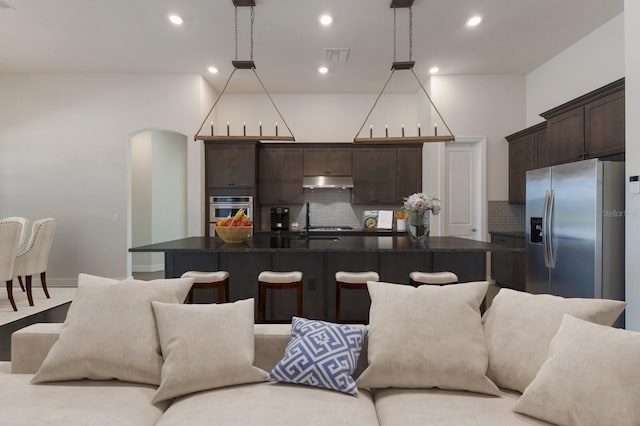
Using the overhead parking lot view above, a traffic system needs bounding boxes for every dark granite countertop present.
[130,235,515,253]
[489,231,525,238]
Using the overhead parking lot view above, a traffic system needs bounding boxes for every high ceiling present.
[0,0,623,93]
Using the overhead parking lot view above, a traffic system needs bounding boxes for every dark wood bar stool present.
[409,271,458,286]
[258,271,303,323]
[181,271,230,304]
[336,271,379,323]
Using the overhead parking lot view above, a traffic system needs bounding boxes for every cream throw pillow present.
[32,273,193,385]
[151,299,267,403]
[514,315,640,426]
[356,281,500,396]
[482,289,625,392]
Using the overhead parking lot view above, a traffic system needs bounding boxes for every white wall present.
[216,93,420,142]
[625,1,640,331]
[0,74,208,285]
[526,13,625,126]
[430,75,526,201]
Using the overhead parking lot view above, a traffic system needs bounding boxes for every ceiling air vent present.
[0,0,15,8]
[323,48,349,63]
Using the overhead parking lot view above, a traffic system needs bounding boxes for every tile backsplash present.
[259,189,400,231]
[488,201,525,233]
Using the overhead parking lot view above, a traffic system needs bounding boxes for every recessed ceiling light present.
[466,15,482,27]
[318,66,329,74]
[169,14,184,25]
[429,66,440,74]
[319,14,333,26]
[208,66,219,74]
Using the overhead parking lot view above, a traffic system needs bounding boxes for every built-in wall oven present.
[209,196,254,236]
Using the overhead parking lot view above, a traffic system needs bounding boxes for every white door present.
[442,139,485,240]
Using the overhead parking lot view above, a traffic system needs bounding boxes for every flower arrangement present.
[403,193,441,216]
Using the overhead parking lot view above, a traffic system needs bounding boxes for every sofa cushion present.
[514,315,640,426]
[157,382,379,426]
[356,281,499,396]
[0,375,169,426]
[31,273,193,386]
[482,288,625,392]
[151,299,267,403]
[268,317,366,395]
[374,388,553,426]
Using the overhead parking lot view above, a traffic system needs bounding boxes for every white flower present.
[403,193,441,216]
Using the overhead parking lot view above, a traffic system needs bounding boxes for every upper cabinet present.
[506,123,546,204]
[507,78,625,204]
[303,147,352,176]
[352,146,396,204]
[258,145,304,205]
[540,78,625,165]
[352,145,422,205]
[205,142,257,189]
[395,146,423,202]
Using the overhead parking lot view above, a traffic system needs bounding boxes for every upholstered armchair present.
[0,218,24,311]
[3,217,30,292]
[13,218,56,306]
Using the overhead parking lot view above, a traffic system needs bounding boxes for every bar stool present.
[409,271,458,287]
[336,271,379,323]
[181,271,230,304]
[258,271,303,323]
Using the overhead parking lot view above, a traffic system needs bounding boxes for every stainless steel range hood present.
[303,176,354,189]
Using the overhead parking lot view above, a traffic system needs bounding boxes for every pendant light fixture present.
[195,0,295,141]
[353,0,454,144]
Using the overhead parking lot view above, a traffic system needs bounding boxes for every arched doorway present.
[129,129,188,277]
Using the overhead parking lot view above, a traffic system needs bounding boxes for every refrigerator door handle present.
[542,190,551,267]
[546,189,556,268]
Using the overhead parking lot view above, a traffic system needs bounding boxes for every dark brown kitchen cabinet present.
[396,146,423,202]
[303,147,352,176]
[258,146,304,205]
[206,142,257,188]
[352,147,396,204]
[506,122,546,204]
[540,78,624,165]
[546,108,585,165]
[490,233,525,292]
[585,89,625,158]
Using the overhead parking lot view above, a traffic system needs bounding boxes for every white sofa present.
[3,322,548,426]
[1,279,636,426]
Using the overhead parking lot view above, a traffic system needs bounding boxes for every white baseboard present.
[132,264,165,273]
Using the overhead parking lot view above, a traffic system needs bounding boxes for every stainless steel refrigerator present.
[525,159,624,301]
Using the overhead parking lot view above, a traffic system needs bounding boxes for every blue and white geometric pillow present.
[267,317,367,395]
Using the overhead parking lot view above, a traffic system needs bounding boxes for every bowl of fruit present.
[215,209,253,243]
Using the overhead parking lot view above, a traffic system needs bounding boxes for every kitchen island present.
[130,235,500,322]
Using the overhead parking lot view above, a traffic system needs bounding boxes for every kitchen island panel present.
[379,252,433,284]
[272,252,326,321]
[326,252,380,322]
[164,252,219,283]
[432,252,486,283]
[219,252,272,312]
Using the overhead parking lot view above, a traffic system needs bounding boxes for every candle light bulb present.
[401,124,405,137]
[434,122,438,136]
[417,123,421,136]
[210,120,214,136]
[369,124,373,138]
[226,121,230,136]
[259,121,262,136]
[275,121,278,136]
[243,121,246,136]
[385,124,388,137]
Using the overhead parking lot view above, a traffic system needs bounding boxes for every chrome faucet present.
[304,202,311,235]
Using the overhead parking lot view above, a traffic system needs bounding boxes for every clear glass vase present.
[408,211,430,242]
